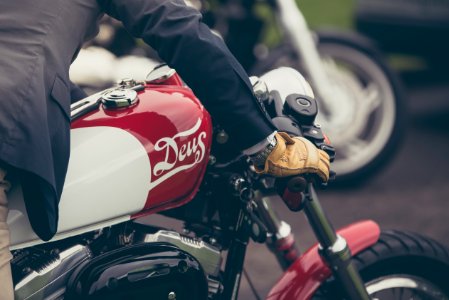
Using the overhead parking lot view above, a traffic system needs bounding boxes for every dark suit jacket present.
[0,0,275,240]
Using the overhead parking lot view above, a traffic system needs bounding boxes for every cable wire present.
[243,267,262,300]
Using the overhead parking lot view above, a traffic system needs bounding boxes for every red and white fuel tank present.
[8,66,213,249]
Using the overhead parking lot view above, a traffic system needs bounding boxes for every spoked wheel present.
[314,231,449,299]
[251,31,406,185]
[314,31,406,185]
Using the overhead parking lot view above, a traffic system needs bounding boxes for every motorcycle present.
[9,65,449,300]
[199,0,406,185]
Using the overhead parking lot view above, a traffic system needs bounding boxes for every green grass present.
[298,0,355,29]
[256,0,354,46]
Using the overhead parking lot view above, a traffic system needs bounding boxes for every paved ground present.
[240,71,449,298]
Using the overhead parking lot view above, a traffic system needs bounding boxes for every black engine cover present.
[66,242,208,300]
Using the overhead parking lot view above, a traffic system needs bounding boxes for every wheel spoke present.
[361,83,382,114]
[338,139,368,159]
[398,286,404,299]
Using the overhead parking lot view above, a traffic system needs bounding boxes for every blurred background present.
[70,0,449,298]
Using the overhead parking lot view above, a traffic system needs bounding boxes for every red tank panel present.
[71,82,212,218]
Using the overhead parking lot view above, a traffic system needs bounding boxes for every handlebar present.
[262,90,336,211]
[264,90,336,161]
[280,176,307,211]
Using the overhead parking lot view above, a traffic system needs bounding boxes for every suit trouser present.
[0,167,13,300]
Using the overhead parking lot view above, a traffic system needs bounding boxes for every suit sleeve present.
[97,0,275,149]
[70,81,88,103]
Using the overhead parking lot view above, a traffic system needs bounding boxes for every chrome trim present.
[145,64,176,84]
[117,77,138,89]
[70,90,110,121]
[330,235,347,253]
[250,76,269,102]
[317,235,347,254]
[101,88,138,108]
[367,277,418,294]
[167,291,177,300]
[207,276,223,298]
[144,230,222,277]
[255,195,290,241]
[276,221,292,240]
[366,275,449,299]
[14,245,91,300]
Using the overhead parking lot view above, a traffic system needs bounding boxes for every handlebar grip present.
[280,176,308,212]
[286,176,308,192]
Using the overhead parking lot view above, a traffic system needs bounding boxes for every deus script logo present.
[148,118,207,192]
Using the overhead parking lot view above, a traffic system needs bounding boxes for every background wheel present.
[314,231,449,299]
[315,31,406,185]
[251,30,406,185]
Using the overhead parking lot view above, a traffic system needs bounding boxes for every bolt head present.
[168,291,176,300]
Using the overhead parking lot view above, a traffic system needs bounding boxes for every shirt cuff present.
[242,131,277,155]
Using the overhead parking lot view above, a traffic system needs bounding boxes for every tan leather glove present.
[254,132,330,181]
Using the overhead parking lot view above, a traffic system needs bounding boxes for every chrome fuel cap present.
[101,88,138,108]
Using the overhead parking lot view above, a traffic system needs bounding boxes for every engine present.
[66,242,209,300]
[12,228,221,300]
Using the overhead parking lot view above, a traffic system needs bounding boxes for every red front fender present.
[266,220,380,300]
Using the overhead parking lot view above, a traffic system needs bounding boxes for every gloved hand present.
[254,132,330,182]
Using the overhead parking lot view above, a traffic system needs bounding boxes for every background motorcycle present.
[7,65,449,299]
[198,0,406,185]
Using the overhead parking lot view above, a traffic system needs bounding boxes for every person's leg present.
[0,166,13,300]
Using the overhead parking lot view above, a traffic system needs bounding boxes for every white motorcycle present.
[200,0,406,184]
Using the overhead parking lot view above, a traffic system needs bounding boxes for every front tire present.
[314,231,449,299]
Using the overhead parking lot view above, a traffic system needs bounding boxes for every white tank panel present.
[8,126,151,249]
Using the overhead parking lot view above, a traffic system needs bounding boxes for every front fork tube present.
[254,193,300,270]
[303,183,371,300]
